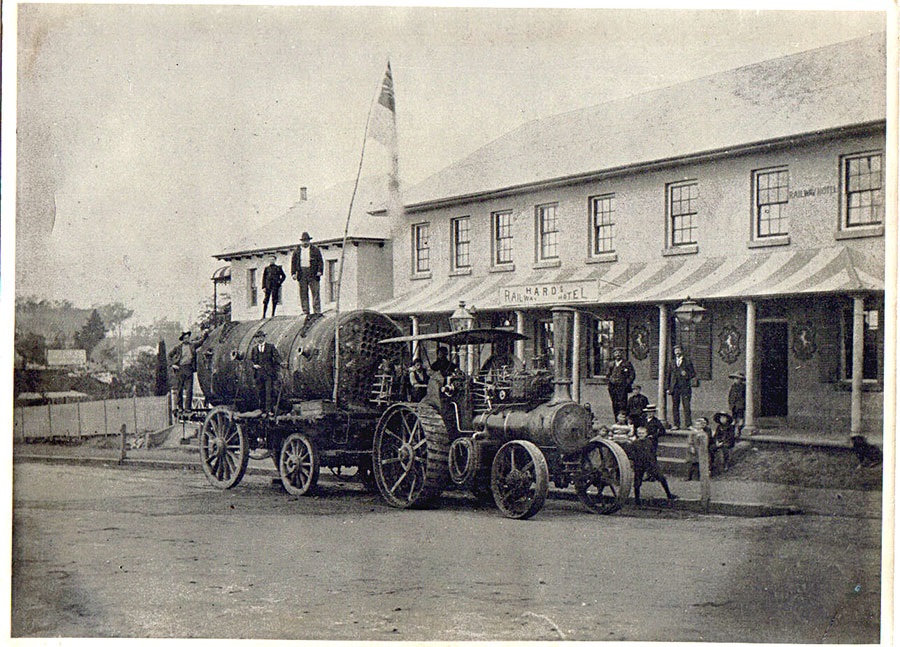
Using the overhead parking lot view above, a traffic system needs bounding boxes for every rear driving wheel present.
[373,403,449,508]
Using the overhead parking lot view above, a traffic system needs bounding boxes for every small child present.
[632,426,678,505]
[608,411,635,439]
[626,385,650,428]
[728,372,746,437]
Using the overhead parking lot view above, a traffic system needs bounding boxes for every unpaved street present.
[12,462,881,641]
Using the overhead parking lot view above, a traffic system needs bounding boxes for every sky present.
[6,2,889,328]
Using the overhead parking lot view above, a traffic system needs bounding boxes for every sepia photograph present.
[4,1,895,642]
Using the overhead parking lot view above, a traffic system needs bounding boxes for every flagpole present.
[333,60,391,404]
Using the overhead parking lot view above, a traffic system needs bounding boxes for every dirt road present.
[12,462,881,641]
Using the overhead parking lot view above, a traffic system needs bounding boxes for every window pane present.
[494,211,513,265]
[755,169,789,237]
[592,195,615,254]
[591,319,614,377]
[453,217,471,268]
[845,153,883,227]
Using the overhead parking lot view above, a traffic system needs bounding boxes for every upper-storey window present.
[668,181,698,246]
[590,194,616,255]
[412,222,430,274]
[492,210,513,266]
[327,259,338,303]
[247,268,258,307]
[451,217,471,270]
[754,168,789,237]
[536,203,559,260]
[843,152,883,227]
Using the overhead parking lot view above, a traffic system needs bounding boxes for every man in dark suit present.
[666,344,697,429]
[605,347,635,418]
[261,255,286,318]
[291,231,324,315]
[250,330,282,415]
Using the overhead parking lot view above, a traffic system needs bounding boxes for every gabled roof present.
[403,34,886,209]
[217,176,392,258]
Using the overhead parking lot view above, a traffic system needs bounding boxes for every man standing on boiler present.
[291,231,324,315]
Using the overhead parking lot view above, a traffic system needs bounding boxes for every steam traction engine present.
[374,307,633,519]
[194,307,633,520]
[195,310,407,494]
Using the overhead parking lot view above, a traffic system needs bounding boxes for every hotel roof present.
[402,34,886,210]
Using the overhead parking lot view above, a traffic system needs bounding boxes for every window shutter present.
[693,320,713,381]
[818,317,840,383]
[649,320,660,375]
[614,317,628,354]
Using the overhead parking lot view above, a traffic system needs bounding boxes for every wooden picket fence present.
[13,395,169,442]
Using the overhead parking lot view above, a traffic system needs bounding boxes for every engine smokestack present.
[550,308,574,403]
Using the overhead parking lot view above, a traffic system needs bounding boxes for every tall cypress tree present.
[155,339,169,396]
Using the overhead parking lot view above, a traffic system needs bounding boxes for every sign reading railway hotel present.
[500,280,599,306]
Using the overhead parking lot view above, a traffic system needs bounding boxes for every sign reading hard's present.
[500,280,598,306]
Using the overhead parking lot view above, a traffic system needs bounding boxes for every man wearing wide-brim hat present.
[168,330,206,414]
[728,372,746,433]
[290,231,324,315]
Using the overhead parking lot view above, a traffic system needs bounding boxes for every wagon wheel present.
[199,407,249,489]
[373,403,449,508]
[574,439,634,514]
[279,433,319,496]
[491,440,549,520]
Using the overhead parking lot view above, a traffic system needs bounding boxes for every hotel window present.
[533,319,554,371]
[247,268,258,307]
[668,181,698,246]
[589,319,615,378]
[842,302,882,381]
[327,259,338,303]
[843,152,884,227]
[412,223,430,274]
[591,194,616,254]
[493,210,513,265]
[451,216,471,270]
[536,203,559,260]
[754,168,789,237]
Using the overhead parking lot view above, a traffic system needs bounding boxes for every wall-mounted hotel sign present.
[499,280,599,306]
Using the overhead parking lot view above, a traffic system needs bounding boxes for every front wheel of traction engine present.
[373,403,450,508]
[491,440,549,520]
[199,407,249,489]
[575,439,634,514]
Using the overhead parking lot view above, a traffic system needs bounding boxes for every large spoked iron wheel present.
[199,406,249,489]
[279,433,320,496]
[373,403,449,509]
[575,439,634,514]
[491,440,549,520]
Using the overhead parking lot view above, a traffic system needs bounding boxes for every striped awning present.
[374,246,883,315]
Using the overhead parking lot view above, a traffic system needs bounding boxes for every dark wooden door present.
[759,322,788,417]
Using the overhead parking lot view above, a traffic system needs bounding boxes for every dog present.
[850,435,882,468]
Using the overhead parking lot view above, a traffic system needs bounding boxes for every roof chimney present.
[300,187,308,201]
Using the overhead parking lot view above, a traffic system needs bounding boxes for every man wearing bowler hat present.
[291,231,324,315]
[605,347,635,418]
[251,330,282,415]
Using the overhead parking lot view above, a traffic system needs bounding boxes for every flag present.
[368,62,403,219]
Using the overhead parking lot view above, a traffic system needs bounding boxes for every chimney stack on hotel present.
[300,187,308,201]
